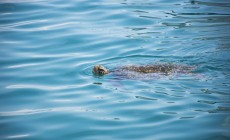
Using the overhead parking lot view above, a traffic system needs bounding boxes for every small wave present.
[0,107,85,116]
[0,20,47,28]
[5,134,29,139]
[7,63,42,69]
[6,84,81,91]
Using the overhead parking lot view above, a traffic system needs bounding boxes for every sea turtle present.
[93,63,196,79]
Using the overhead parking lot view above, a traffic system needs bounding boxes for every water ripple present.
[7,63,42,69]
[0,107,87,116]
[0,20,47,28]
[6,84,83,91]
[5,134,30,139]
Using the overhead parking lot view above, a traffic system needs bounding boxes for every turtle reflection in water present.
[93,63,196,79]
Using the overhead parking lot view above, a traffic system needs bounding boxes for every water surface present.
[0,0,230,139]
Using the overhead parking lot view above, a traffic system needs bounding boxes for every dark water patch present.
[163,112,178,115]
[135,96,157,101]
[179,116,195,119]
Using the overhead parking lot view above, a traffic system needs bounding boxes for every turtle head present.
[93,65,110,75]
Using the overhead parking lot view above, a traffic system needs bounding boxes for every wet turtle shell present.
[93,63,196,80]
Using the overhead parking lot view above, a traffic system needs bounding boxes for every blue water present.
[0,0,230,139]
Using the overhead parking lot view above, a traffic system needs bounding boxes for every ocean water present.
[0,0,230,139]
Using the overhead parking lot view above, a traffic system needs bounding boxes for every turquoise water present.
[1,0,230,139]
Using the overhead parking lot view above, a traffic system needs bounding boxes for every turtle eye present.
[98,69,104,74]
